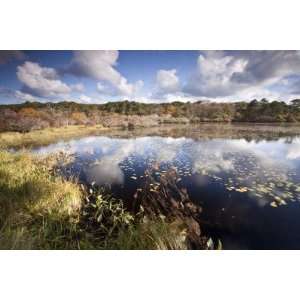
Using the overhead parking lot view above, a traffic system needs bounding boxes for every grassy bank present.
[0,150,187,249]
[0,125,108,149]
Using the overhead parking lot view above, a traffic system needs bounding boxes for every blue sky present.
[1,50,300,104]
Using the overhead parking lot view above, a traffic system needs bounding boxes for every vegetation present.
[0,150,188,249]
[0,151,82,249]
[234,99,300,122]
[0,99,300,132]
[0,125,107,148]
[2,99,297,249]
[105,123,300,143]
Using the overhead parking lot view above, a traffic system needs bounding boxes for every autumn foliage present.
[0,99,299,132]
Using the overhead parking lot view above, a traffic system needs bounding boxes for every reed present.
[0,150,187,249]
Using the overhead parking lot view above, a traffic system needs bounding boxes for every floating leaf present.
[217,239,223,250]
[206,238,214,250]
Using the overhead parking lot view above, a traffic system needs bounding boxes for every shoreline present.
[1,123,299,249]
[0,125,109,148]
[0,124,213,250]
[0,149,207,249]
[1,122,300,149]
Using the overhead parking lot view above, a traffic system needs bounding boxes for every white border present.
[1,0,300,50]
[0,250,300,300]
[1,0,300,299]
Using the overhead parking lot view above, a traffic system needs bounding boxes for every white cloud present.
[69,50,143,97]
[15,90,37,102]
[96,82,107,93]
[184,51,300,101]
[71,83,85,92]
[286,140,300,160]
[86,162,124,186]
[79,94,93,103]
[17,61,72,97]
[148,69,184,102]
[184,51,248,97]
[156,69,180,94]
[10,50,300,104]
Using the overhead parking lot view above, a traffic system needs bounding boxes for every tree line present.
[0,99,299,132]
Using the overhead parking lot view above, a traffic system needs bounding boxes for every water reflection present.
[86,162,124,186]
[35,135,300,198]
[33,125,300,249]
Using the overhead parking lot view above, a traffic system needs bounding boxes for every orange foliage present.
[18,107,41,118]
[71,112,88,124]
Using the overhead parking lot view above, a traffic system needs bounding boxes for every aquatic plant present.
[0,150,190,249]
[79,186,188,250]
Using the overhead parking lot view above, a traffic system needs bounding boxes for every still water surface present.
[33,124,300,249]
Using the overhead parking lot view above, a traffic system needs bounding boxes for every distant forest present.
[1,99,300,132]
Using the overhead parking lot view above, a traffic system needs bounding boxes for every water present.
[33,124,300,249]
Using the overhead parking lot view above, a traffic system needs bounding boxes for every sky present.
[1,50,300,104]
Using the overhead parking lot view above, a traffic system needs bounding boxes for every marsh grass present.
[0,125,107,149]
[0,150,187,249]
[109,218,188,250]
[80,188,188,250]
[0,151,83,249]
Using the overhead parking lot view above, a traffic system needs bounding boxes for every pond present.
[33,124,300,249]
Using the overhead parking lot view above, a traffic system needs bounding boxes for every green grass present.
[109,218,188,250]
[80,189,188,250]
[0,150,188,249]
[0,151,83,249]
[0,125,108,149]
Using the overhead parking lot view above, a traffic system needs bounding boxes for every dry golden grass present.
[0,151,83,249]
[0,150,188,249]
[0,125,108,149]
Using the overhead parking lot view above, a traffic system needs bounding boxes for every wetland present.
[24,123,300,249]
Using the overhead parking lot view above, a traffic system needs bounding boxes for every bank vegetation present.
[1,99,300,132]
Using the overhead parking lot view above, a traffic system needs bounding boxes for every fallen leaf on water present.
[279,199,287,206]
[206,238,214,250]
[270,201,278,208]
[235,187,248,193]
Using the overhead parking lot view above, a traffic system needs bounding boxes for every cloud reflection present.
[33,133,300,206]
[86,161,124,186]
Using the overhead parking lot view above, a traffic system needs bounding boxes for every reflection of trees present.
[106,124,300,143]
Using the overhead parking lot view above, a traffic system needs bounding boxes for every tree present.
[249,99,258,107]
[291,99,300,108]
[19,107,41,118]
[70,112,88,125]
